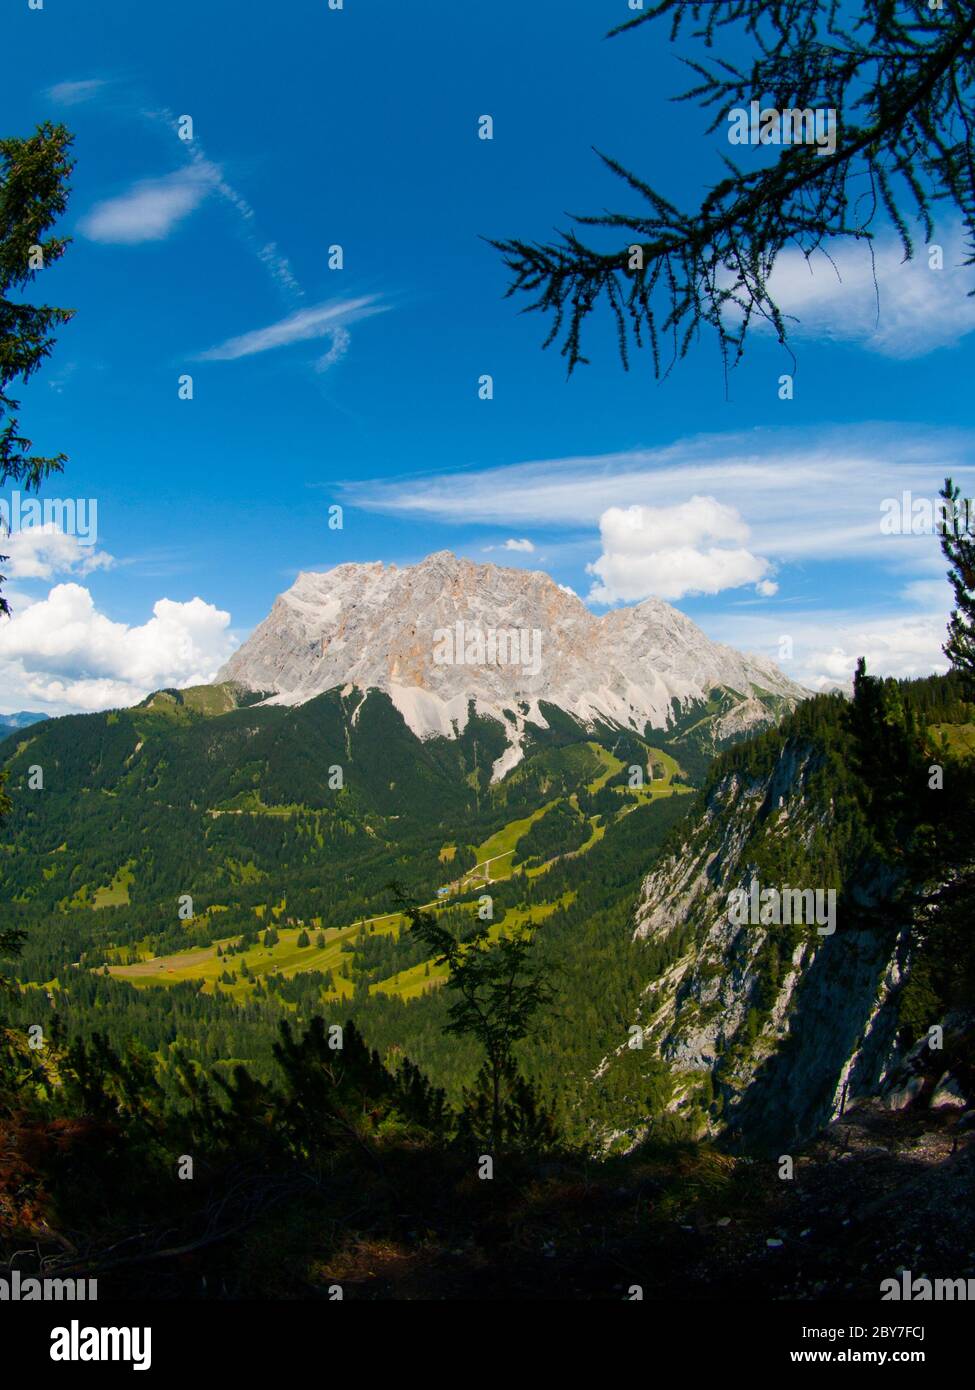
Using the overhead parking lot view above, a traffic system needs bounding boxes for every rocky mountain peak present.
[217,551,807,774]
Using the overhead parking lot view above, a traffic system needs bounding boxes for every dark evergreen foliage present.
[492,3,975,380]
[1,123,75,614]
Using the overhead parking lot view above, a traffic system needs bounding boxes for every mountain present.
[0,711,49,731]
[592,676,975,1153]
[218,551,808,776]
[2,620,970,1164]
[0,671,706,1130]
[0,552,816,1138]
[0,670,712,958]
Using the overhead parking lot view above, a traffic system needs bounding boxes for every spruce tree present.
[398,893,554,1148]
[1,123,76,615]
[940,477,975,694]
[0,774,26,999]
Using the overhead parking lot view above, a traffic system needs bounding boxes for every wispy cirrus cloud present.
[79,162,219,244]
[46,78,108,106]
[70,92,384,374]
[196,296,387,367]
[342,423,974,563]
[763,227,975,357]
[341,425,974,621]
[77,100,304,304]
[141,108,306,303]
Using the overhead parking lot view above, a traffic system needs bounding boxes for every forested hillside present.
[596,672,975,1149]
[1,667,972,1302]
[3,668,972,1151]
[0,678,721,1129]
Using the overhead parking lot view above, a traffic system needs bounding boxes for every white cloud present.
[789,616,948,689]
[0,584,236,714]
[4,676,157,715]
[258,241,303,299]
[79,163,219,244]
[343,426,974,574]
[313,324,351,373]
[47,362,77,394]
[586,497,771,601]
[1,525,113,581]
[145,109,305,303]
[197,296,385,365]
[711,582,952,690]
[484,538,536,554]
[340,428,968,686]
[46,79,107,106]
[900,578,950,607]
[764,229,975,356]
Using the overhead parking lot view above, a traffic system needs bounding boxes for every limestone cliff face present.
[600,738,908,1152]
[218,551,807,777]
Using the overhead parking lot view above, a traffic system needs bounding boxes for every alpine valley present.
[2,552,974,1299]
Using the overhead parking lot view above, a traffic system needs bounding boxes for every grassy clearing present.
[929,722,975,759]
[110,914,403,1003]
[585,744,624,792]
[64,861,136,911]
[373,897,571,1001]
[473,802,558,863]
[139,683,242,720]
[106,885,575,1008]
[100,733,693,1006]
[92,863,135,908]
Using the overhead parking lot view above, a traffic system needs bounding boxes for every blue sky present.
[1,0,973,713]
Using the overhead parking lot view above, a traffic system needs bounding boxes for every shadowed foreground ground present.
[20,1099,967,1302]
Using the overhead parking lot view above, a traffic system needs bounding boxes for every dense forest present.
[0,683,699,1135]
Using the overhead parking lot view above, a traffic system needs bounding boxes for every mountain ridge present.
[0,711,49,731]
[218,550,808,776]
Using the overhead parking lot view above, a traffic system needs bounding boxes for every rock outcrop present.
[218,551,807,777]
